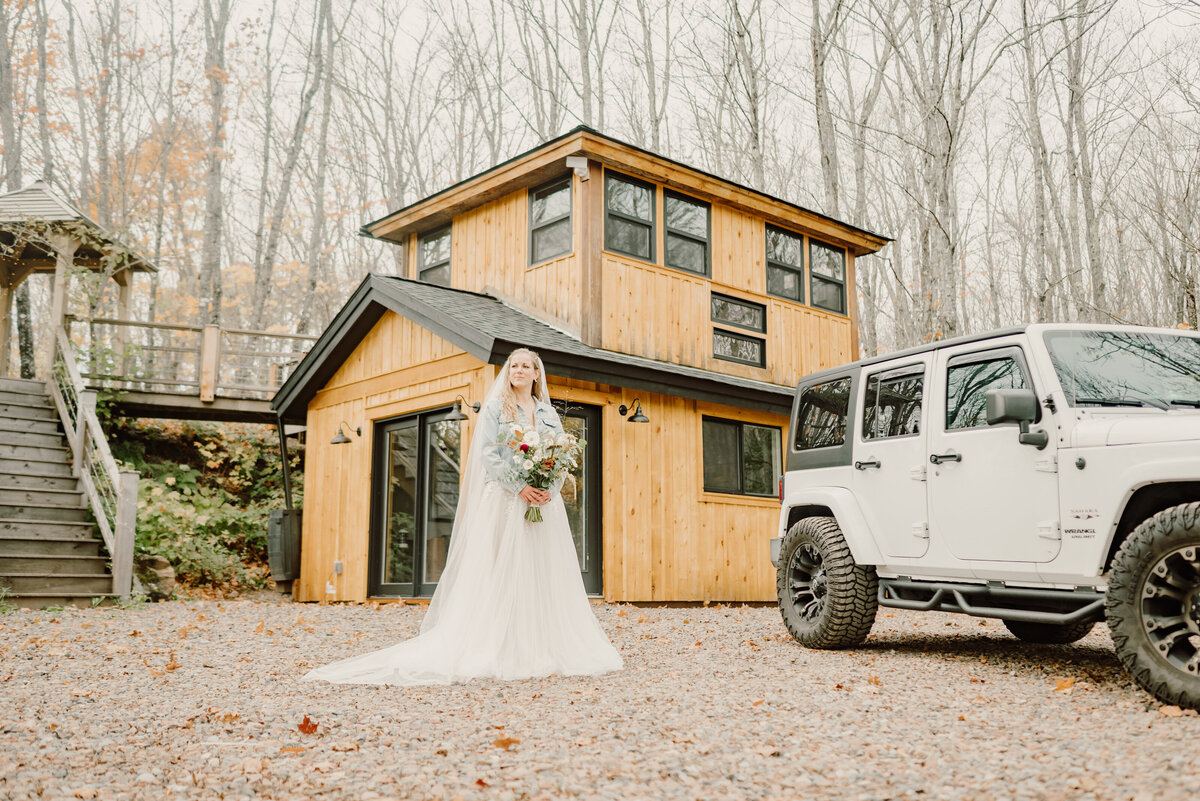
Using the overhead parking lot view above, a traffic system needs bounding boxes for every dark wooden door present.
[555,401,603,596]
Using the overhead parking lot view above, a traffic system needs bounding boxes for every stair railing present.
[49,326,137,600]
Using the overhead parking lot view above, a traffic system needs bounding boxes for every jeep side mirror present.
[986,388,1048,449]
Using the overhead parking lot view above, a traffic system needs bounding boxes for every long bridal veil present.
[303,356,623,686]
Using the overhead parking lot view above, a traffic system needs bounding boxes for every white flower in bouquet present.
[523,459,534,470]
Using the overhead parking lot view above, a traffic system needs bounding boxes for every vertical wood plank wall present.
[299,312,788,603]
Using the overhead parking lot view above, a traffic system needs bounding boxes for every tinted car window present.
[863,370,923,439]
[946,356,1028,430]
[795,377,851,450]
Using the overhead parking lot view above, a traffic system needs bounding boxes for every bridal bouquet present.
[502,423,585,522]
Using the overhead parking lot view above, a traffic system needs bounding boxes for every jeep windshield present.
[1043,329,1200,409]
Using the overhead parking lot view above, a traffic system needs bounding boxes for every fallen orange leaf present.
[298,716,319,735]
[1159,705,1184,718]
[492,737,520,750]
[279,746,307,754]
[1053,678,1076,694]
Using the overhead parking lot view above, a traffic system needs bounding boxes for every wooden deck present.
[63,317,317,423]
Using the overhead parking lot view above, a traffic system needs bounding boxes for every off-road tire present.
[1106,502,1200,709]
[776,516,877,649]
[1003,618,1096,644]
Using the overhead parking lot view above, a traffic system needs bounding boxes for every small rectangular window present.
[605,171,655,261]
[711,293,766,333]
[703,417,782,497]
[795,377,851,450]
[664,190,709,276]
[810,240,846,314]
[714,328,765,367]
[418,227,451,286]
[946,353,1030,430]
[863,368,924,440]
[766,225,804,302]
[529,177,572,264]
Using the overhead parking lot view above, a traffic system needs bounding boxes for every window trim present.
[713,327,766,368]
[604,170,656,263]
[702,415,782,497]
[766,224,805,303]
[861,363,926,442]
[943,346,1039,433]
[809,239,847,314]
[528,175,573,266]
[417,226,452,285]
[711,292,766,333]
[663,188,711,277]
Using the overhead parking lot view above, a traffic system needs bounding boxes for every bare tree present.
[199,0,233,325]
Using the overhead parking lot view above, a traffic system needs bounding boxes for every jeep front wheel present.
[1106,502,1200,709]
[777,516,878,649]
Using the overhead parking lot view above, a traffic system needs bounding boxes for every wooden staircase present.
[0,378,117,609]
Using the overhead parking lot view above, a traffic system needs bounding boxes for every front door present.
[927,344,1061,563]
[368,408,462,597]
[555,401,603,595]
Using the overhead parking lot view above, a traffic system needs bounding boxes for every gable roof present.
[0,180,156,272]
[362,126,890,257]
[271,274,797,423]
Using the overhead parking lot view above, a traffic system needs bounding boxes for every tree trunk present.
[200,0,233,325]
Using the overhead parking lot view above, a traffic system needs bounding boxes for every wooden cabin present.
[272,127,888,603]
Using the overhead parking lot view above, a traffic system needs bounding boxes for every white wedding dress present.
[303,364,623,686]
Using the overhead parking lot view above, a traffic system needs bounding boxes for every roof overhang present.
[362,127,890,258]
[271,274,796,424]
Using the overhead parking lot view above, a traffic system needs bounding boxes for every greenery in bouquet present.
[502,423,585,522]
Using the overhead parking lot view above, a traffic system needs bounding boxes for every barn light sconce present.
[618,399,649,423]
[444,395,481,421]
[566,155,590,181]
[330,421,361,445]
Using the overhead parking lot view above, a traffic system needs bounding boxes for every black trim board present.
[271,274,795,423]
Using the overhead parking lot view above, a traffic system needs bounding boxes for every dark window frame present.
[809,239,847,314]
[417,226,452,285]
[944,346,1039,432]
[663,189,711,277]
[766,224,805,303]
[711,292,767,333]
[528,175,573,266]
[713,327,766,368]
[861,363,925,441]
[604,170,656,263]
[702,415,782,497]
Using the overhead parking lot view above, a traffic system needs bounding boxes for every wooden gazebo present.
[0,180,155,377]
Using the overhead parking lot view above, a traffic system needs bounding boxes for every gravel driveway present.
[1,596,1196,801]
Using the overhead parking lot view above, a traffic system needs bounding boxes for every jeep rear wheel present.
[1106,502,1200,709]
[777,516,878,649]
[1003,619,1096,645]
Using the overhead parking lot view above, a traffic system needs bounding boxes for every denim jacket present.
[478,397,567,496]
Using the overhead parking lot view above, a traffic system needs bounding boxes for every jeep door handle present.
[929,452,962,464]
[854,460,881,470]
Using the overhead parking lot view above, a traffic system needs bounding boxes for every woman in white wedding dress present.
[303,348,623,686]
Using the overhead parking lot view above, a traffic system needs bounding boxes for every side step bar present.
[879,578,1105,625]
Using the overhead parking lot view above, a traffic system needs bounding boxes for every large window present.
[418,227,451,286]
[529,177,572,264]
[863,367,924,440]
[766,225,804,302]
[702,417,781,496]
[794,377,851,450]
[945,352,1031,430]
[664,190,710,276]
[810,240,846,314]
[605,171,655,261]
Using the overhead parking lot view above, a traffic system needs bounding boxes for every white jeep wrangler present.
[771,323,1200,707]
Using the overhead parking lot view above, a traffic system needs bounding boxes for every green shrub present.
[109,418,303,593]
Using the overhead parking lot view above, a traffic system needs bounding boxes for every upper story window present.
[605,171,655,261]
[702,417,781,497]
[711,293,765,332]
[664,190,710,276]
[766,225,804,302]
[529,177,572,264]
[810,240,846,314]
[711,292,766,368]
[418,227,451,286]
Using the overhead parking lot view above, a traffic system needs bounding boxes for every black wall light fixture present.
[330,421,362,445]
[618,399,649,423]
[444,395,482,421]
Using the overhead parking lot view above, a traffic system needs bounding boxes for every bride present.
[303,348,624,685]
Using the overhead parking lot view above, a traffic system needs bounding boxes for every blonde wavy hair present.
[499,347,546,424]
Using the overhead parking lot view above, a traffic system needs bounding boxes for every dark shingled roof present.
[271,274,796,423]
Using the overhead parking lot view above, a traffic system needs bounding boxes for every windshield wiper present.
[1167,399,1200,408]
[1074,396,1168,409]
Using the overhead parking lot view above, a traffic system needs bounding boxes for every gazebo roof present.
[0,180,156,275]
